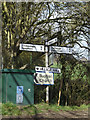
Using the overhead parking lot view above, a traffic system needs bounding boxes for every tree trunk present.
[65,82,68,106]
[58,79,63,106]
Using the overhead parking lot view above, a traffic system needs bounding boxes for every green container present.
[2,69,35,105]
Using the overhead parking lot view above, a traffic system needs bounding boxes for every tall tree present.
[2,2,90,105]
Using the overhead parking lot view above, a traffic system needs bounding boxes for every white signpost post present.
[19,38,73,104]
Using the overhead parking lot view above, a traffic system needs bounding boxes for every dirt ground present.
[2,109,89,119]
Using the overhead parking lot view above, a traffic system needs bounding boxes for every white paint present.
[46,38,57,46]
[20,44,45,52]
[34,72,54,85]
[35,66,61,74]
[49,46,72,54]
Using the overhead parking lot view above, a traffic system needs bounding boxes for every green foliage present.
[52,62,62,80]
[51,58,89,106]
[2,102,89,116]
[34,59,89,105]
[71,63,88,82]
[2,102,38,116]
[2,102,21,116]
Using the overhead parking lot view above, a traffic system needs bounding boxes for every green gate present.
[2,69,35,105]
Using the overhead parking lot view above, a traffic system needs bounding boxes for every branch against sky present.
[2,2,90,68]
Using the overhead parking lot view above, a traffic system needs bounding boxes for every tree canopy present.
[2,2,90,69]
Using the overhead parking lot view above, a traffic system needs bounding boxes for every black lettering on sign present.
[41,46,42,50]
[39,79,44,82]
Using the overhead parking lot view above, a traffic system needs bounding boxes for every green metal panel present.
[2,69,35,105]
[2,69,35,74]
[2,73,6,103]
[0,70,2,103]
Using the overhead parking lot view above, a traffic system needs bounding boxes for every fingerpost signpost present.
[19,38,72,103]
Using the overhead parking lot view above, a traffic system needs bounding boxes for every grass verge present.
[2,102,90,116]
